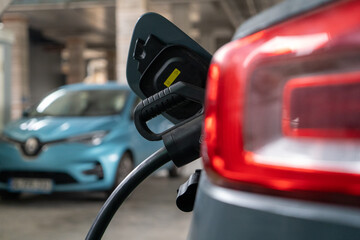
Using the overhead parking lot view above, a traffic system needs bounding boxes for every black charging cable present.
[86,107,203,240]
[86,147,171,240]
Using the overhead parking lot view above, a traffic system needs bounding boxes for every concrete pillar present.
[106,49,116,81]
[0,0,12,15]
[0,45,5,130]
[66,37,86,84]
[199,33,216,54]
[2,13,30,119]
[116,0,147,84]
[148,2,172,21]
[0,29,13,130]
[170,2,191,35]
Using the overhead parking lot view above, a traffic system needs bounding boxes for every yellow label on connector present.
[164,68,181,87]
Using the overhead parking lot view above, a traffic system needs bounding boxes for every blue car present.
[0,83,172,198]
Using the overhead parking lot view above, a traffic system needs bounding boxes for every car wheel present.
[0,191,20,200]
[106,152,134,197]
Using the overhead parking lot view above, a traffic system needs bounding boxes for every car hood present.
[3,116,120,142]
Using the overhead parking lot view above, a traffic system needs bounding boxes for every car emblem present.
[24,137,40,156]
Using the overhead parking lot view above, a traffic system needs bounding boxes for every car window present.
[30,89,129,117]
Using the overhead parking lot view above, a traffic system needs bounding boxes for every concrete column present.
[0,45,5,130]
[2,13,30,119]
[0,30,13,130]
[106,49,116,81]
[0,0,12,15]
[66,37,86,84]
[148,2,172,21]
[199,32,216,54]
[170,2,191,35]
[116,0,147,84]
[200,29,233,54]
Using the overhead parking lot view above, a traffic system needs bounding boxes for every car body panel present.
[188,173,360,240]
[188,0,360,239]
[233,0,337,40]
[3,116,118,142]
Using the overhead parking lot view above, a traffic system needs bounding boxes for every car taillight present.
[283,72,360,139]
[203,0,360,200]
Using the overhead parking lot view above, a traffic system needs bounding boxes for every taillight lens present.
[283,72,360,139]
[203,0,360,198]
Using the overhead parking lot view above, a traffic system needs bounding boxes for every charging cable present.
[86,147,171,240]
[86,96,203,240]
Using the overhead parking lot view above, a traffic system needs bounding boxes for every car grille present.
[0,171,77,184]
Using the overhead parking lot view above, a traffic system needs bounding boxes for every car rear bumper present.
[188,173,360,240]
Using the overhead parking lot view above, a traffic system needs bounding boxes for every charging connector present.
[134,82,204,141]
[87,13,210,238]
[162,115,203,167]
[133,34,209,122]
[85,116,203,239]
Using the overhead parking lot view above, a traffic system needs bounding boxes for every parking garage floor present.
[0,176,192,240]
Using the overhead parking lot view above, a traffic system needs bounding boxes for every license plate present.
[9,178,53,193]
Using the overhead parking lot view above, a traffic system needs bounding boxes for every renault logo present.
[24,137,41,156]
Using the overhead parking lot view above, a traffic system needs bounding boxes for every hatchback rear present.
[188,0,360,239]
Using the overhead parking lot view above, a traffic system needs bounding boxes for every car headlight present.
[66,131,109,146]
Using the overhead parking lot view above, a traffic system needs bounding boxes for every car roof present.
[233,0,337,40]
[58,82,131,91]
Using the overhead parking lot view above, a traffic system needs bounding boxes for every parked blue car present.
[0,83,173,198]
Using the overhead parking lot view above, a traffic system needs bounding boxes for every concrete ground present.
[0,176,193,240]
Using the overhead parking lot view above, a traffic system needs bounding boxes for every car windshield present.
[30,89,128,117]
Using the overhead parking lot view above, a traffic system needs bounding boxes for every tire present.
[0,191,20,200]
[106,152,134,197]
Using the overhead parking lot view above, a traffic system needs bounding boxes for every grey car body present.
[187,0,360,239]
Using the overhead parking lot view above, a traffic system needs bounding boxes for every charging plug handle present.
[162,115,203,167]
[134,82,204,141]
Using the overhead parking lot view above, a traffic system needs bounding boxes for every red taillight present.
[203,0,360,198]
[283,72,360,139]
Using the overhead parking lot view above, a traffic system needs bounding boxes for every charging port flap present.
[126,12,212,123]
